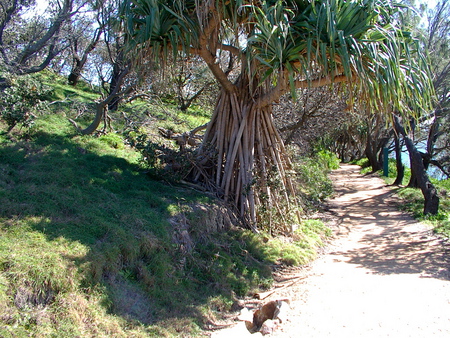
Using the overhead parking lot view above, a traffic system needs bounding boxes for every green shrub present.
[0,74,51,132]
[353,157,370,168]
[99,133,125,149]
[317,150,340,170]
[294,156,335,205]
[126,129,194,182]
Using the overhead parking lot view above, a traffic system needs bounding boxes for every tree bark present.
[194,74,299,233]
[68,27,103,86]
[108,51,128,111]
[393,132,405,186]
[365,135,382,172]
[393,115,439,215]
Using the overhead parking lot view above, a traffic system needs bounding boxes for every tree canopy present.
[122,0,434,115]
[119,0,436,230]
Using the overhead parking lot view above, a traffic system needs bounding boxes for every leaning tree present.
[122,0,434,232]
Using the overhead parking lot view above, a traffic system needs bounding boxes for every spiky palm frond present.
[121,0,197,60]
[246,0,434,116]
[122,0,435,116]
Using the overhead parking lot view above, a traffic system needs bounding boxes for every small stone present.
[260,319,280,335]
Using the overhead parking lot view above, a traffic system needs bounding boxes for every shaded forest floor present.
[212,164,450,337]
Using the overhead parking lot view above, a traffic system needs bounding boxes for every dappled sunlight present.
[328,164,450,280]
[260,164,450,337]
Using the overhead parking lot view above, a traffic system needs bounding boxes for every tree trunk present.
[407,165,419,188]
[405,138,439,214]
[68,58,83,86]
[108,59,125,111]
[393,132,404,186]
[68,28,102,86]
[393,115,439,215]
[365,135,382,172]
[193,76,299,233]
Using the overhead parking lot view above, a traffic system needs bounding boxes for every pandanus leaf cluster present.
[121,0,435,231]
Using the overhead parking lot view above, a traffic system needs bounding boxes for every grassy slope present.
[0,74,331,337]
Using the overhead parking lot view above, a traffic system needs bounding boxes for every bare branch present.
[13,0,74,70]
[81,65,132,135]
[256,72,348,108]
[197,8,236,93]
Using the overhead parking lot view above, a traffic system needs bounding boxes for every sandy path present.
[270,164,450,337]
[212,164,450,337]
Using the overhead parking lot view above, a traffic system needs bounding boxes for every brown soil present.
[212,164,450,337]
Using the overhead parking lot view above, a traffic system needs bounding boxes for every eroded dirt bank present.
[212,164,450,337]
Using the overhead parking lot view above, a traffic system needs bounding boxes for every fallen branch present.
[158,123,207,150]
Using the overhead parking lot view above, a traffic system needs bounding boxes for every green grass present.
[0,98,331,336]
[293,149,339,209]
[40,69,100,103]
[395,182,450,237]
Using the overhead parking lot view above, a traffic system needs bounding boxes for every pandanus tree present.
[122,0,434,231]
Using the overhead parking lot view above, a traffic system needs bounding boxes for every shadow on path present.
[327,164,450,281]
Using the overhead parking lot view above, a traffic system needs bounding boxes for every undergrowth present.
[294,149,340,210]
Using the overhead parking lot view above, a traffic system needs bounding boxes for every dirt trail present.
[212,164,450,337]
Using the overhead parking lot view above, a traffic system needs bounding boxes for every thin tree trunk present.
[393,132,404,186]
[108,53,127,111]
[393,115,439,215]
[11,0,74,74]
[365,136,382,172]
[81,66,131,135]
[68,27,103,86]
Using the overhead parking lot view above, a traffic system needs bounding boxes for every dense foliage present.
[0,73,51,131]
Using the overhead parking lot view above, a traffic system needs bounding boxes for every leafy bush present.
[0,74,51,132]
[126,128,195,182]
[293,150,338,207]
[353,157,370,168]
[317,150,340,170]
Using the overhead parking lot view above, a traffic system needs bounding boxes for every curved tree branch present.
[12,0,75,74]
[256,72,348,109]
[81,65,131,135]
[197,8,236,93]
